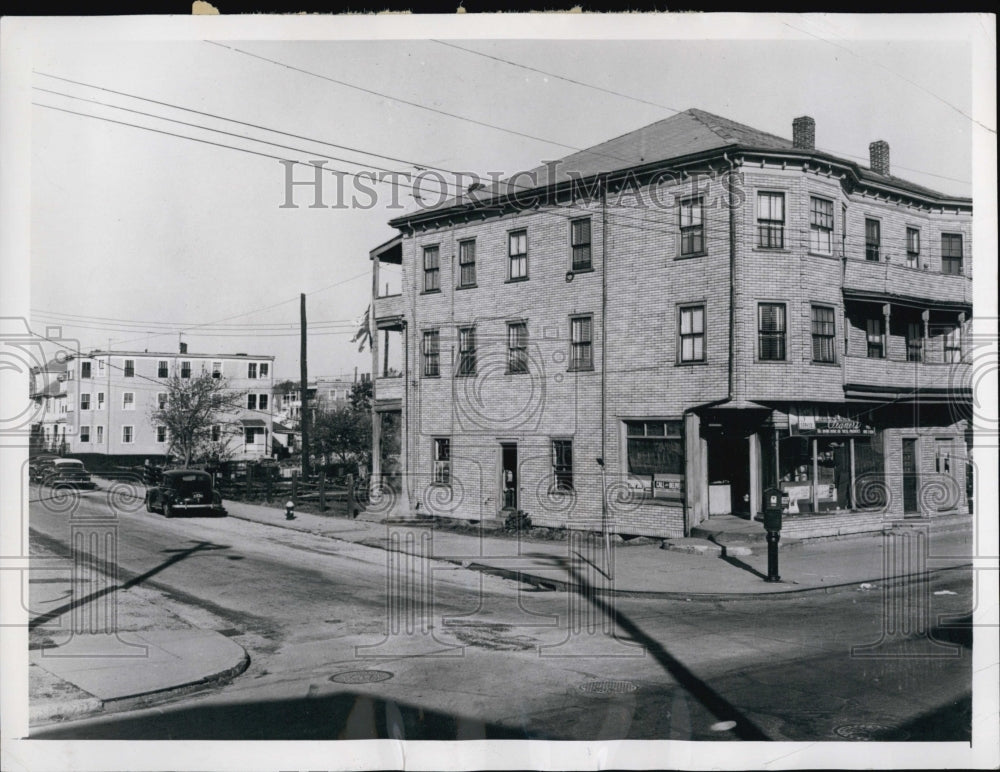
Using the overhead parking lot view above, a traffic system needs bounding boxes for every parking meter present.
[762,487,783,582]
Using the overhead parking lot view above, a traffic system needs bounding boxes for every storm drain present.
[576,680,639,695]
[329,670,394,685]
[833,723,909,741]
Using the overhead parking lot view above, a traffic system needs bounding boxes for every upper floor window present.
[247,362,258,379]
[571,218,592,270]
[507,322,528,374]
[156,426,168,444]
[81,362,91,379]
[809,197,834,254]
[80,425,91,443]
[80,393,91,410]
[457,326,476,377]
[122,425,134,444]
[941,234,963,275]
[906,227,921,268]
[865,219,881,262]
[432,438,451,485]
[422,330,440,377]
[247,394,257,410]
[678,305,705,363]
[158,360,169,378]
[509,230,528,280]
[211,425,221,442]
[943,324,962,363]
[906,321,923,363]
[181,361,191,379]
[757,192,785,249]
[259,394,269,410]
[569,315,593,371]
[212,361,222,378]
[866,317,885,359]
[758,303,786,361]
[157,392,167,410]
[260,363,269,378]
[458,240,476,287]
[810,305,836,363]
[679,197,704,257]
[552,439,573,491]
[423,245,440,292]
[122,392,135,410]
[97,392,105,410]
[123,359,135,378]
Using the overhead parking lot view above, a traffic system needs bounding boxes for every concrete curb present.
[223,507,972,600]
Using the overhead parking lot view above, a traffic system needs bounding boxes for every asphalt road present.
[28,484,973,742]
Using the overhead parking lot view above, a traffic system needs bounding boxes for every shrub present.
[503,509,532,532]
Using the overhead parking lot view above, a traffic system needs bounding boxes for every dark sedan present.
[145,469,226,518]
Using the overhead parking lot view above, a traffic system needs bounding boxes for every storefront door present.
[902,438,918,514]
[500,442,518,510]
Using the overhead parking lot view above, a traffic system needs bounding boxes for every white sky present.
[14,16,992,382]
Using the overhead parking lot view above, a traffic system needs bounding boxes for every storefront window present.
[626,420,684,500]
[854,436,887,509]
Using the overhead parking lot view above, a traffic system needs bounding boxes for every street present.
[28,486,972,742]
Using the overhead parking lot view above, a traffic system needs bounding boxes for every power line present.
[31,308,358,328]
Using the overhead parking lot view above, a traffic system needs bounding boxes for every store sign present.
[790,406,874,436]
[653,473,684,500]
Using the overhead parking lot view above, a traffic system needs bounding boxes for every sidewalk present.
[223,498,975,598]
[28,541,249,726]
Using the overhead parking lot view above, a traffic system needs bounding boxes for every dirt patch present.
[444,622,538,652]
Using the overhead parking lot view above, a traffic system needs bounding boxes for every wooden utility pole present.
[300,293,311,478]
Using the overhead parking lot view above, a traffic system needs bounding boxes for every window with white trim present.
[757,192,785,248]
[509,230,528,280]
[679,305,705,363]
[809,197,833,254]
[122,425,134,444]
[122,392,135,410]
[432,438,451,485]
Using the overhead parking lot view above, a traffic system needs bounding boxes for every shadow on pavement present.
[31,690,533,740]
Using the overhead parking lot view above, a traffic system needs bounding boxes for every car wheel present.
[163,502,174,519]
[145,494,154,513]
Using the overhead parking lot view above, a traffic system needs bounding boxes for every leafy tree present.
[348,378,373,413]
[311,406,371,470]
[149,372,246,467]
[274,379,298,396]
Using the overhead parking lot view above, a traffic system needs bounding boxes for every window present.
[247,394,257,410]
[423,245,440,292]
[943,324,962,363]
[679,197,705,256]
[247,362,258,379]
[758,303,786,361]
[80,393,91,410]
[942,234,963,275]
[158,360,169,378]
[80,425,90,443]
[571,218,592,269]
[212,361,222,378]
[679,305,705,363]
[423,330,440,377]
[122,392,135,410]
[457,327,476,376]
[98,359,105,372]
[809,197,834,254]
[626,420,684,498]
[866,317,885,359]
[569,316,593,371]
[156,426,167,443]
[458,240,476,287]
[157,392,167,410]
[211,425,221,442]
[245,428,263,446]
[509,230,528,280]
[432,438,451,485]
[124,359,135,377]
[122,425,133,444]
[906,227,920,268]
[96,426,103,444]
[811,306,836,363]
[259,394,268,410]
[757,192,785,248]
[181,361,191,379]
[260,363,269,378]
[552,439,573,491]
[97,392,104,410]
[906,322,923,362]
[865,219,881,261]
[81,362,91,379]
[935,438,954,475]
[507,322,528,374]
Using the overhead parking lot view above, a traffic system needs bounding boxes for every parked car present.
[35,458,97,489]
[29,455,59,483]
[145,469,226,518]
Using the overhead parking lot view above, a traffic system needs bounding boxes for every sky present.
[13,15,993,380]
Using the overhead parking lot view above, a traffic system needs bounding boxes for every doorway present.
[500,442,518,510]
[902,438,919,515]
[707,432,750,516]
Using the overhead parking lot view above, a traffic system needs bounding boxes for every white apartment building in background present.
[60,344,276,461]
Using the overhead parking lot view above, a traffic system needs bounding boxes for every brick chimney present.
[179,341,188,354]
[869,140,890,176]
[792,116,815,150]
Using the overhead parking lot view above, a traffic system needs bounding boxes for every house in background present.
[368,108,972,540]
[29,356,69,454]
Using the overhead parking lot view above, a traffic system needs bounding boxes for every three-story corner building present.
[368,109,973,539]
[61,345,276,462]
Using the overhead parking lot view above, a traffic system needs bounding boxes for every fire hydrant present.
[285,500,296,520]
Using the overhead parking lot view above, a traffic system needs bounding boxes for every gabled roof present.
[390,108,967,226]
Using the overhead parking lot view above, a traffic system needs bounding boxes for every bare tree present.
[149,372,246,467]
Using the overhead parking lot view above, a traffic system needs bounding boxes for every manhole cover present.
[329,670,394,684]
[577,680,639,695]
[834,723,908,741]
